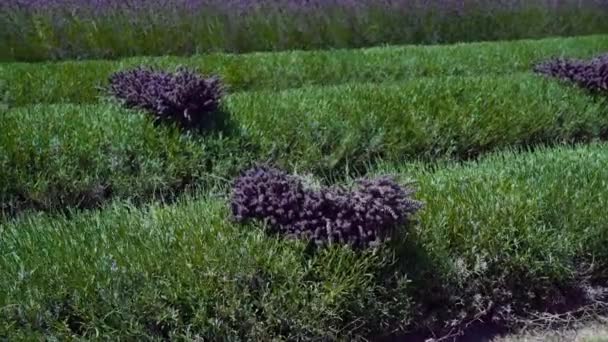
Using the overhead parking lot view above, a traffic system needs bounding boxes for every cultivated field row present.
[2,143,607,339]
[2,0,607,61]
[1,33,607,340]
[1,35,607,106]
[3,72,608,215]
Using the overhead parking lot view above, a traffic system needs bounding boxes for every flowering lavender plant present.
[231,166,422,248]
[3,0,608,61]
[108,66,224,130]
[534,54,608,94]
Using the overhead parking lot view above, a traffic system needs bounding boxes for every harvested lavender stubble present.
[230,166,422,248]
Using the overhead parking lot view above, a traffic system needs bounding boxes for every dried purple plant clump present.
[108,66,224,129]
[534,54,608,93]
[231,166,307,227]
[231,166,422,248]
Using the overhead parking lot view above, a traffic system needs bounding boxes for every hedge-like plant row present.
[1,34,607,106]
[2,143,607,340]
[0,103,246,217]
[3,72,607,216]
[376,142,608,329]
[227,73,608,172]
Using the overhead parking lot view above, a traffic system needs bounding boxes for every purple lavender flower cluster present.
[231,166,422,248]
[0,0,455,12]
[534,54,608,94]
[108,67,223,129]
[4,0,606,13]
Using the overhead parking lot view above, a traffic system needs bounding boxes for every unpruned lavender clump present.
[231,166,307,227]
[231,166,422,249]
[108,66,224,130]
[534,54,608,94]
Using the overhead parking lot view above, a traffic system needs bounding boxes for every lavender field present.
[2,0,608,61]
[2,1,608,341]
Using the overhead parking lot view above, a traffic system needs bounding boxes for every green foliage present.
[228,74,608,173]
[3,34,608,338]
[0,78,10,112]
[2,143,608,339]
[382,143,608,320]
[2,34,607,106]
[4,72,607,216]
[0,103,247,217]
[419,143,608,279]
[1,3,608,62]
[0,199,412,340]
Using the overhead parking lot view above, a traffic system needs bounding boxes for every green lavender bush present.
[0,103,246,217]
[2,143,608,340]
[2,34,607,106]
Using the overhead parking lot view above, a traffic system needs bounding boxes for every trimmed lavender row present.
[3,34,608,106]
[2,0,608,61]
